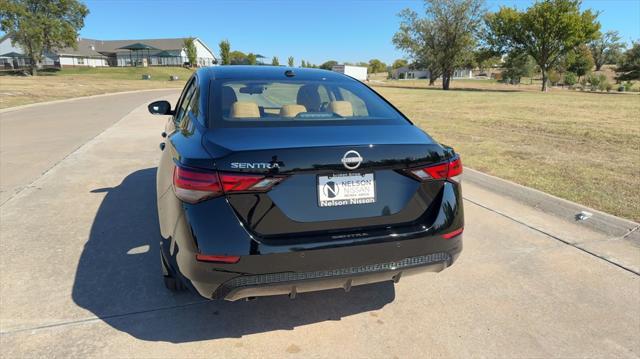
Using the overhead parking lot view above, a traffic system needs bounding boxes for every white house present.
[81,38,216,67]
[391,66,473,80]
[331,65,368,81]
[0,34,58,68]
[0,35,216,69]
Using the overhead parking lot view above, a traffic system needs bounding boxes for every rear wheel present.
[163,275,187,292]
[161,252,187,292]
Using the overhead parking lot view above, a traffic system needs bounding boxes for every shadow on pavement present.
[72,168,395,343]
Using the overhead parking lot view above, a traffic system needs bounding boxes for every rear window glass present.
[209,79,407,127]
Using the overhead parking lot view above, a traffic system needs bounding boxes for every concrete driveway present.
[0,89,179,204]
[0,94,638,358]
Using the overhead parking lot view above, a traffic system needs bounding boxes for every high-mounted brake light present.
[173,166,284,203]
[405,155,463,181]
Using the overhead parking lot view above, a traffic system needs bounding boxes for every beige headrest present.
[328,101,353,117]
[230,101,260,119]
[279,104,307,118]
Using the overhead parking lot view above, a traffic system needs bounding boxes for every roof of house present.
[0,51,25,58]
[116,42,161,51]
[56,39,108,58]
[81,38,189,53]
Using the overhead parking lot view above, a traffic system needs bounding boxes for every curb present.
[0,88,180,114]
[463,168,639,240]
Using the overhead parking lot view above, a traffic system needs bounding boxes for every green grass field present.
[372,85,640,221]
[43,66,195,81]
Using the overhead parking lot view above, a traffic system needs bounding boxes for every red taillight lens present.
[173,166,284,203]
[405,155,463,181]
[173,166,222,203]
[219,173,276,192]
[448,157,463,177]
[196,254,240,263]
[441,227,463,239]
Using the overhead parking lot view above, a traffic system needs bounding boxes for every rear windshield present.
[209,79,408,127]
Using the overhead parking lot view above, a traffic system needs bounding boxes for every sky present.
[73,0,640,65]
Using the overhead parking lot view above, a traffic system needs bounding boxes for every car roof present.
[197,65,352,82]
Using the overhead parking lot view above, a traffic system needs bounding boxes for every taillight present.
[173,166,284,203]
[441,227,463,239]
[196,254,240,263]
[404,155,463,181]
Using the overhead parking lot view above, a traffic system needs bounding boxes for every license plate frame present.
[317,172,376,207]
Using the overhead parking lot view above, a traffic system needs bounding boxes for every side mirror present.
[148,100,174,115]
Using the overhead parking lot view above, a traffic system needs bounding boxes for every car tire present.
[163,275,187,292]
[161,252,187,292]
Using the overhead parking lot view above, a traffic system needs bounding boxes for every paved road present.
[0,89,179,204]
[0,97,638,358]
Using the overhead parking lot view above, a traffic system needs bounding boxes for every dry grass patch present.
[0,67,192,109]
[372,85,640,221]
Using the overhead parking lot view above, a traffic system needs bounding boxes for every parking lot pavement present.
[0,89,179,205]
[1,98,638,358]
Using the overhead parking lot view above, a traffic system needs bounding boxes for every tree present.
[548,70,561,85]
[229,50,247,65]
[288,56,294,67]
[300,60,307,68]
[565,44,594,79]
[392,59,408,69]
[615,41,640,81]
[271,56,280,66]
[246,53,257,65]
[473,48,501,74]
[485,0,600,91]
[218,39,230,65]
[393,11,442,86]
[183,37,197,67]
[501,52,535,84]
[0,0,89,75]
[393,0,484,90]
[564,71,577,86]
[368,59,387,74]
[589,30,624,71]
[320,60,338,70]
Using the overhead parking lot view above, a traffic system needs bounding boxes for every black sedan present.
[148,66,463,301]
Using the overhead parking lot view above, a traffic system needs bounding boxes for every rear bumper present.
[166,228,462,300]
[217,252,451,301]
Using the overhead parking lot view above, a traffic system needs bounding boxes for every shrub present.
[548,70,561,85]
[605,82,613,92]
[587,73,600,91]
[618,85,625,92]
[596,74,608,92]
[624,81,634,92]
[564,72,577,86]
[580,76,588,87]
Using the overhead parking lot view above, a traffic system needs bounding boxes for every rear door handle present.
[159,143,165,151]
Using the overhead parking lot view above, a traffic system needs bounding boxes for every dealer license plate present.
[317,173,376,207]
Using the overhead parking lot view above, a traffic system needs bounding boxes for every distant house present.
[82,38,216,67]
[0,35,216,69]
[391,66,473,80]
[331,65,368,81]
